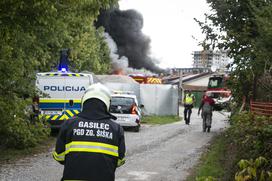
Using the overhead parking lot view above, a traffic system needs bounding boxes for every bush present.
[4,118,50,149]
[189,112,272,180]
[229,112,272,160]
[0,97,50,149]
[235,157,272,181]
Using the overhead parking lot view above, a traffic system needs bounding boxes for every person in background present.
[198,92,215,132]
[199,94,208,118]
[183,90,195,125]
[53,83,126,181]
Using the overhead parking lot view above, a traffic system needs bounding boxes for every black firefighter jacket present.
[53,99,126,181]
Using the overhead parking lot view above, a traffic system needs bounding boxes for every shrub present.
[0,97,50,149]
[235,157,272,181]
[191,112,272,180]
[229,112,272,160]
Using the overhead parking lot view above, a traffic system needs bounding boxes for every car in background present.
[110,91,142,132]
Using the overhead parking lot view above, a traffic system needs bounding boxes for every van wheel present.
[50,128,59,136]
[133,126,140,132]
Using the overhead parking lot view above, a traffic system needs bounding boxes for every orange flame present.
[112,69,125,75]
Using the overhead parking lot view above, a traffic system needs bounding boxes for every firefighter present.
[198,92,215,132]
[183,90,195,125]
[53,83,126,181]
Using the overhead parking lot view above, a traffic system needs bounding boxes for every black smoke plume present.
[95,8,163,73]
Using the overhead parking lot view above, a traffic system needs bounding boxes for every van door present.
[36,75,66,121]
[63,74,90,117]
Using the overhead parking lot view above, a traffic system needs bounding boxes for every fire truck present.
[206,74,232,111]
[129,74,162,84]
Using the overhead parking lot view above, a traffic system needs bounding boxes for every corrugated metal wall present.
[104,83,179,116]
[104,83,141,104]
[140,84,178,116]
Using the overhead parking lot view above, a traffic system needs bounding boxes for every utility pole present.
[177,69,183,117]
[179,69,183,105]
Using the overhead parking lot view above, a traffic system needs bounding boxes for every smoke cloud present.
[103,32,129,74]
[96,8,163,73]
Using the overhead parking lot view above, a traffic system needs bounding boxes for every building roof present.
[183,72,211,82]
[95,75,139,84]
[163,72,212,85]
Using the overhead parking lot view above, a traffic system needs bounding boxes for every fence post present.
[250,98,253,113]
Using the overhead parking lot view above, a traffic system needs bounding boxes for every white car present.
[110,92,142,132]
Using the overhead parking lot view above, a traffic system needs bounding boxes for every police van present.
[36,71,94,129]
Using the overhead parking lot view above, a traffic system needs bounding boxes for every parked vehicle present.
[206,74,231,111]
[110,91,142,132]
[35,50,94,129]
[129,74,162,84]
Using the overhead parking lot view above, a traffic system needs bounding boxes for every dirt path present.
[0,108,229,181]
[115,109,229,181]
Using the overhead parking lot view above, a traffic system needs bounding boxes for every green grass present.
[186,134,227,181]
[0,137,56,164]
[141,115,181,125]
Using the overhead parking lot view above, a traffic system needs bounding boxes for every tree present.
[196,0,272,103]
[0,0,117,148]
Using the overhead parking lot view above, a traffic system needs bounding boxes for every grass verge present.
[0,136,56,165]
[186,132,231,181]
[186,112,272,181]
[141,115,181,125]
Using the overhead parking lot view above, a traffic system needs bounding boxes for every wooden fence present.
[250,100,272,116]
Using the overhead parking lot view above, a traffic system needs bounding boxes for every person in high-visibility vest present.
[53,83,126,181]
[183,90,195,125]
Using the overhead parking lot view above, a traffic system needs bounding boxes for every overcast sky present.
[119,0,211,69]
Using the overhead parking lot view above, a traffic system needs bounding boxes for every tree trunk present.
[252,75,258,101]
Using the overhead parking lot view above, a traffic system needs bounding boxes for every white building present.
[192,50,230,71]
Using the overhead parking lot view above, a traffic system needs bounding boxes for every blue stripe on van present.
[39,103,81,109]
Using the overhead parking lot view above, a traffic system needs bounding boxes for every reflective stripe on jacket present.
[53,141,119,162]
[53,116,125,181]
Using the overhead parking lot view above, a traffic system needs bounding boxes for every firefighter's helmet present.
[81,83,111,111]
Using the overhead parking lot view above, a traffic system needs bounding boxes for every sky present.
[119,0,211,69]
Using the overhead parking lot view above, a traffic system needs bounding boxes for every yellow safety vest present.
[185,94,194,105]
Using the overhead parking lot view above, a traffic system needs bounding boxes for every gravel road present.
[0,108,229,181]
